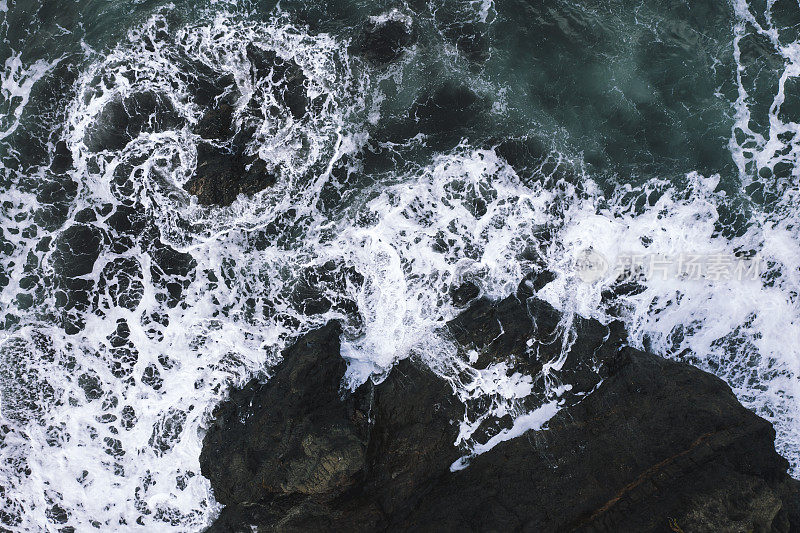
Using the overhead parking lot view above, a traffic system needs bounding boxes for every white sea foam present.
[0,53,61,140]
[5,127,800,530]
[450,400,560,472]
[0,10,369,531]
[1,0,800,531]
[368,8,413,28]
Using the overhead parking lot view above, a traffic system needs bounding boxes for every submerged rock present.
[353,12,414,63]
[83,91,181,153]
[200,287,800,532]
[411,82,485,134]
[184,143,276,206]
[246,43,309,120]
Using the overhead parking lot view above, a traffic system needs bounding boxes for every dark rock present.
[450,280,479,307]
[390,346,800,533]
[196,103,234,140]
[184,143,277,206]
[447,293,621,406]
[237,158,277,197]
[447,294,536,369]
[246,44,309,120]
[201,322,461,532]
[50,140,72,174]
[516,269,556,299]
[288,261,364,317]
[83,91,181,152]
[184,144,241,206]
[180,59,236,108]
[353,14,414,63]
[602,277,648,317]
[411,82,484,134]
[201,291,800,532]
[200,322,372,506]
[361,357,462,518]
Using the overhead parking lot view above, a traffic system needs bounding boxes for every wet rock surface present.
[184,143,276,206]
[200,286,800,532]
[196,103,234,141]
[181,44,314,206]
[201,321,461,532]
[83,90,182,153]
[246,43,309,120]
[200,322,372,506]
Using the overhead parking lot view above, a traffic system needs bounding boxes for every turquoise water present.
[0,0,799,530]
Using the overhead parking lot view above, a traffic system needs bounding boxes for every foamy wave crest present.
[331,139,800,475]
[0,52,61,141]
[0,10,369,531]
[2,0,800,530]
[65,10,366,247]
[533,169,800,475]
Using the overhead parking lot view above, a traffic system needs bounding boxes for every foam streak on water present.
[0,54,61,141]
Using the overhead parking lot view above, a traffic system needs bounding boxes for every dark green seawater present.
[0,0,798,530]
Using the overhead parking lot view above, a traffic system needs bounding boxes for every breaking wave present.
[0,0,798,530]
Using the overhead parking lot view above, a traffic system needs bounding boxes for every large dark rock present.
[179,57,236,108]
[200,322,372,507]
[184,143,276,206]
[449,280,480,308]
[196,103,234,140]
[83,91,181,153]
[201,289,800,532]
[392,346,800,532]
[201,322,461,532]
[447,293,622,404]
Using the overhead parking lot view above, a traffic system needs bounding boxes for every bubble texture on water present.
[1,0,799,531]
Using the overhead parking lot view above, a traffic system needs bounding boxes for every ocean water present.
[0,0,799,530]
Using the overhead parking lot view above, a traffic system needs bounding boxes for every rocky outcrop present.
[201,321,462,531]
[245,44,309,120]
[184,143,276,206]
[182,43,314,206]
[200,288,800,532]
[394,346,800,532]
